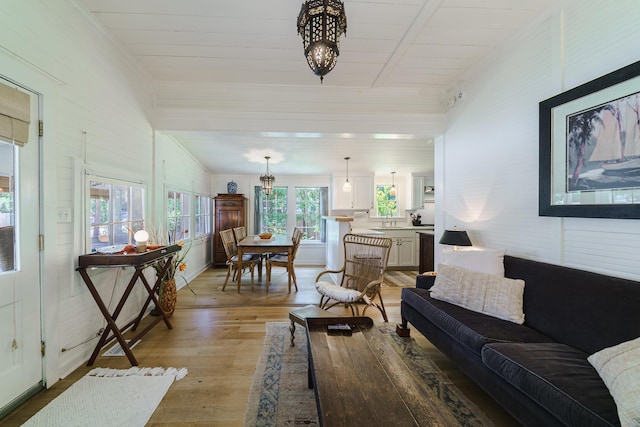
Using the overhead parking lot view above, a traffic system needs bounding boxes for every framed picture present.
[539,60,640,218]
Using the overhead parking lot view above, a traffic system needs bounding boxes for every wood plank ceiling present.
[77,0,553,175]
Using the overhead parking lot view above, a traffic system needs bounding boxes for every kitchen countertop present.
[351,226,435,235]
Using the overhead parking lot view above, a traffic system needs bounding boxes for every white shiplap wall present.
[439,0,640,280]
[0,0,212,385]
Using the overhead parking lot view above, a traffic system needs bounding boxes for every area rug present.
[22,367,188,427]
[243,322,495,427]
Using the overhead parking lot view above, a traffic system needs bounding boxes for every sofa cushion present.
[401,288,553,356]
[483,342,620,427]
[588,336,640,427]
[431,263,525,324]
[504,255,640,355]
[441,248,505,276]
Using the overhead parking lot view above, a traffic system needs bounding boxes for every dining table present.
[237,234,294,293]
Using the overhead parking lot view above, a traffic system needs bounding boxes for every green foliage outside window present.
[262,187,288,235]
[296,187,324,240]
[376,185,398,217]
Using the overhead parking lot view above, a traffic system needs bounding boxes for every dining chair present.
[315,233,393,321]
[220,228,256,292]
[232,226,247,242]
[266,227,302,292]
[233,225,264,272]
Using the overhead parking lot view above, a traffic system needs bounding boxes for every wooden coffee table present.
[306,317,458,427]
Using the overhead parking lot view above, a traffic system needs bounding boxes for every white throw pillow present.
[441,248,505,276]
[431,263,525,324]
[588,337,640,427]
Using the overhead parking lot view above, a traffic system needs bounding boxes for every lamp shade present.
[439,229,472,247]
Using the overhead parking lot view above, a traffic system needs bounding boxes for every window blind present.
[0,82,30,146]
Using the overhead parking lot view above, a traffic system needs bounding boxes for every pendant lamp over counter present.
[297,0,347,83]
[390,171,397,197]
[343,156,351,192]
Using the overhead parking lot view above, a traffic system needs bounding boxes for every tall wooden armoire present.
[213,193,247,266]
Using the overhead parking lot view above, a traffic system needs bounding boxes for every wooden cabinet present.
[213,194,247,266]
[418,232,434,273]
[332,174,373,210]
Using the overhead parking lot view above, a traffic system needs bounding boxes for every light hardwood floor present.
[1,266,520,426]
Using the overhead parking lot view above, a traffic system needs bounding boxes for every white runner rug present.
[21,367,187,427]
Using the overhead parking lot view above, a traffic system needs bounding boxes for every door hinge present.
[41,341,46,357]
[38,120,43,137]
[39,235,44,251]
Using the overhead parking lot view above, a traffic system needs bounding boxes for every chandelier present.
[260,156,275,195]
[297,0,347,83]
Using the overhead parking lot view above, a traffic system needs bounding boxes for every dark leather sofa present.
[399,255,640,426]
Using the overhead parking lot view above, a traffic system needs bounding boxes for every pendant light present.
[297,0,347,83]
[260,156,275,195]
[343,156,352,192]
[389,171,397,197]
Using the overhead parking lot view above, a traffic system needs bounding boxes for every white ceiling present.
[77,0,552,176]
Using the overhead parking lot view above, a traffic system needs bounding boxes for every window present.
[0,141,15,272]
[296,187,327,241]
[194,194,211,238]
[375,184,398,217]
[254,187,287,235]
[167,191,191,240]
[88,180,145,251]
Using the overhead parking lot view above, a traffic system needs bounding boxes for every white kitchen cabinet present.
[411,174,434,210]
[380,230,417,268]
[332,174,373,210]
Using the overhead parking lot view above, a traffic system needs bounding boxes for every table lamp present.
[439,227,472,251]
[134,229,149,253]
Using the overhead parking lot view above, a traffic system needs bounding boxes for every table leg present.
[78,268,139,366]
[237,246,243,293]
[287,247,293,294]
[135,271,173,330]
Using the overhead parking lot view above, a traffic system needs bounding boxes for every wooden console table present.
[76,244,181,366]
[306,317,458,426]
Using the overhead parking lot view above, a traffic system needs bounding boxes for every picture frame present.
[539,60,640,219]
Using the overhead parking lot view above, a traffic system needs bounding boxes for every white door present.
[0,83,42,411]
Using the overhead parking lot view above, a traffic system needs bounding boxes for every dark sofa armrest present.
[415,272,437,289]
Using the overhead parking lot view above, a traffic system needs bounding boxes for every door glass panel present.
[0,141,15,272]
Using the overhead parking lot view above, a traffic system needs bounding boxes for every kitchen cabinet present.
[380,229,417,268]
[213,194,247,266]
[332,174,373,210]
[412,174,434,210]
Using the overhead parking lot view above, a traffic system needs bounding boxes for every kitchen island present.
[324,215,433,271]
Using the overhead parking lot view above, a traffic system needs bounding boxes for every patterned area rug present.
[244,322,495,427]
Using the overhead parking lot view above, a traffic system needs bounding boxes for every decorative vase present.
[159,277,177,317]
[227,180,237,194]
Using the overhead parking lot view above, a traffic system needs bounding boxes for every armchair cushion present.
[316,281,362,303]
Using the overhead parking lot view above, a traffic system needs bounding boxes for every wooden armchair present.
[315,233,393,321]
[266,227,302,292]
[220,228,257,292]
